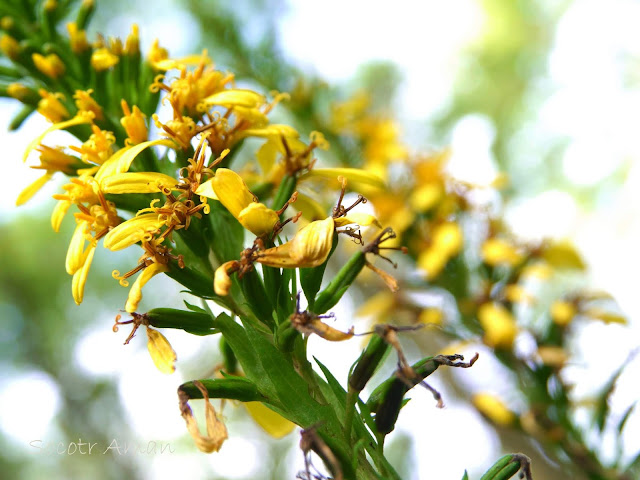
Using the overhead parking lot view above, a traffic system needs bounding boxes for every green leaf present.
[461,470,469,480]
[205,201,245,263]
[313,250,366,314]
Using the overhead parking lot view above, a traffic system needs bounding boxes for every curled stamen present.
[113,312,149,345]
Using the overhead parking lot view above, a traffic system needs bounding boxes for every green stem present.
[344,388,358,443]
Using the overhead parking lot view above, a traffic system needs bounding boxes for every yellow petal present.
[303,168,386,190]
[289,218,335,267]
[198,89,265,110]
[71,243,95,305]
[214,261,236,296]
[211,168,255,218]
[355,291,394,318]
[255,242,298,268]
[24,112,94,163]
[478,302,517,349]
[16,172,54,206]
[334,212,381,228]
[239,124,300,139]
[244,402,296,439]
[66,221,89,274]
[146,327,176,374]
[95,139,175,184]
[293,192,327,221]
[125,262,169,313]
[237,202,279,237]
[541,241,586,270]
[482,238,523,267]
[195,178,218,200]
[472,393,515,427]
[101,172,180,194]
[51,199,71,232]
[103,213,165,251]
[550,300,576,326]
[583,308,627,325]
[308,319,354,341]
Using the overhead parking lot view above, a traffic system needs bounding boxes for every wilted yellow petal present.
[244,402,296,439]
[214,261,236,296]
[256,242,298,268]
[125,262,169,313]
[309,319,354,341]
[16,172,54,206]
[102,172,180,194]
[147,327,176,374]
[237,202,279,237]
[472,393,515,427]
[181,381,228,453]
[289,217,335,267]
[71,243,95,305]
[103,213,165,251]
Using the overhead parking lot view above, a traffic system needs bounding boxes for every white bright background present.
[1,0,640,479]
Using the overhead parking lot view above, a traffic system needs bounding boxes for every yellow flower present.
[197,168,279,237]
[37,89,69,123]
[69,125,115,165]
[472,393,515,427]
[418,308,443,326]
[477,302,517,349]
[91,47,119,71]
[417,222,463,280]
[74,90,103,120]
[7,83,33,102]
[537,346,568,368]
[482,238,523,267]
[120,100,148,145]
[32,53,66,79]
[0,33,20,60]
[550,300,576,326]
[124,24,140,55]
[66,22,89,53]
[23,111,94,163]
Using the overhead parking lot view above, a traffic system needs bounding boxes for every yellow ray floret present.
[125,262,170,313]
[147,327,177,374]
[103,213,166,251]
[101,172,180,194]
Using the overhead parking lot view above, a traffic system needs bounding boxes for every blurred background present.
[1,0,640,478]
